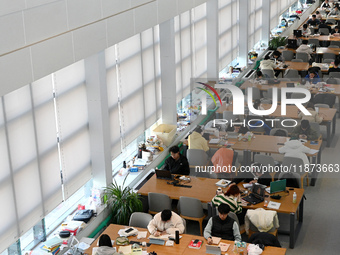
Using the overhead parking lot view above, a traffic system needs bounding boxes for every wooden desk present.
[85,224,287,255]
[138,175,219,203]
[274,61,310,71]
[288,35,340,42]
[264,104,337,147]
[137,175,304,249]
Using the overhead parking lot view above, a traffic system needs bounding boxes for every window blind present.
[106,45,122,159]
[249,0,263,50]
[192,4,207,78]
[219,0,239,70]
[53,61,92,200]
[116,34,145,148]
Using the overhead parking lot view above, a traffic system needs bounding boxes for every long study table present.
[137,175,304,248]
[85,224,287,254]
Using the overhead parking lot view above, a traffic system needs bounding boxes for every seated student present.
[328,6,340,17]
[204,204,242,242]
[211,184,245,224]
[291,119,318,141]
[278,139,312,165]
[315,10,323,20]
[96,234,120,255]
[318,20,332,34]
[232,163,272,187]
[307,14,320,26]
[163,146,190,175]
[147,209,185,236]
[301,24,311,37]
[227,118,249,135]
[256,70,269,80]
[305,71,320,84]
[188,126,209,152]
[296,41,314,63]
[260,55,276,74]
[298,102,324,124]
[321,0,332,9]
[329,59,340,72]
[331,26,340,35]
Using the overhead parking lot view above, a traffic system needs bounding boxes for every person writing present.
[291,119,318,140]
[204,204,241,243]
[278,139,312,165]
[188,126,209,152]
[163,145,190,175]
[306,14,320,26]
[211,184,246,224]
[331,26,340,35]
[147,209,185,236]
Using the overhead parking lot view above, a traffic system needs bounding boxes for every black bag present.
[73,209,93,223]
[274,129,287,137]
[312,94,336,108]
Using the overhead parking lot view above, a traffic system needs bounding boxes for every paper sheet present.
[267,201,281,209]
[219,242,230,252]
[118,245,132,255]
[137,231,147,239]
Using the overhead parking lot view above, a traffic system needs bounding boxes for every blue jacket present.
[305,73,320,84]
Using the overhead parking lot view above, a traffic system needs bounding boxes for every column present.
[262,0,271,47]
[160,19,177,125]
[85,51,112,188]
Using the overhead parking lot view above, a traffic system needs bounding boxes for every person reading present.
[204,204,241,242]
[291,119,318,140]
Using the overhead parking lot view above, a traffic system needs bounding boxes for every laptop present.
[206,245,221,255]
[155,169,173,180]
[242,184,265,205]
[227,132,239,139]
[293,29,302,37]
[265,179,287,194]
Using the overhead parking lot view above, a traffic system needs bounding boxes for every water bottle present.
[293,192,297,204]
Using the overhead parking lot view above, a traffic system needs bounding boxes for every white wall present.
[0,0,207,97]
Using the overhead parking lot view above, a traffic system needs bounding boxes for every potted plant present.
[104,175,143,225]
[268,36,287,50]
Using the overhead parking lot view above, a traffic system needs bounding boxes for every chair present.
[148,192,172,214]
[254,154,276,181]
[281,157,309,187]
[284,69,300,79]
[187,149,212,177]
[282,50,294,61]
[295,52,309,62]
[326,19,336,24]
[330,41,340,47]
[267,88,281,102]
[328,45,339,48]
[179,196,206,236]
[319,28,330,35]
[278,171,301,188]
[291,59,303,62]
[291,93,306,99]
[129,212,153,228]
[308,38,319,47]
[269,128,288,137]
[329,72,340,78]
[245,87,261,100]
[245,209,279,238]
[323,53,336,61]
[261,69,275,78]
[223,110,237,123]
[309,122,321,139]
[323,58,334,63]
[314,103,330,108]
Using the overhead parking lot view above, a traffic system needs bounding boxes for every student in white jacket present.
[260,55,276,72]
[147,210,185,236]
[278,139,312,165]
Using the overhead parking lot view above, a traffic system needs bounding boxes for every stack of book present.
[40,236,63,255]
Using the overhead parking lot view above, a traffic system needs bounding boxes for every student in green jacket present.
[291,120,318,140]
